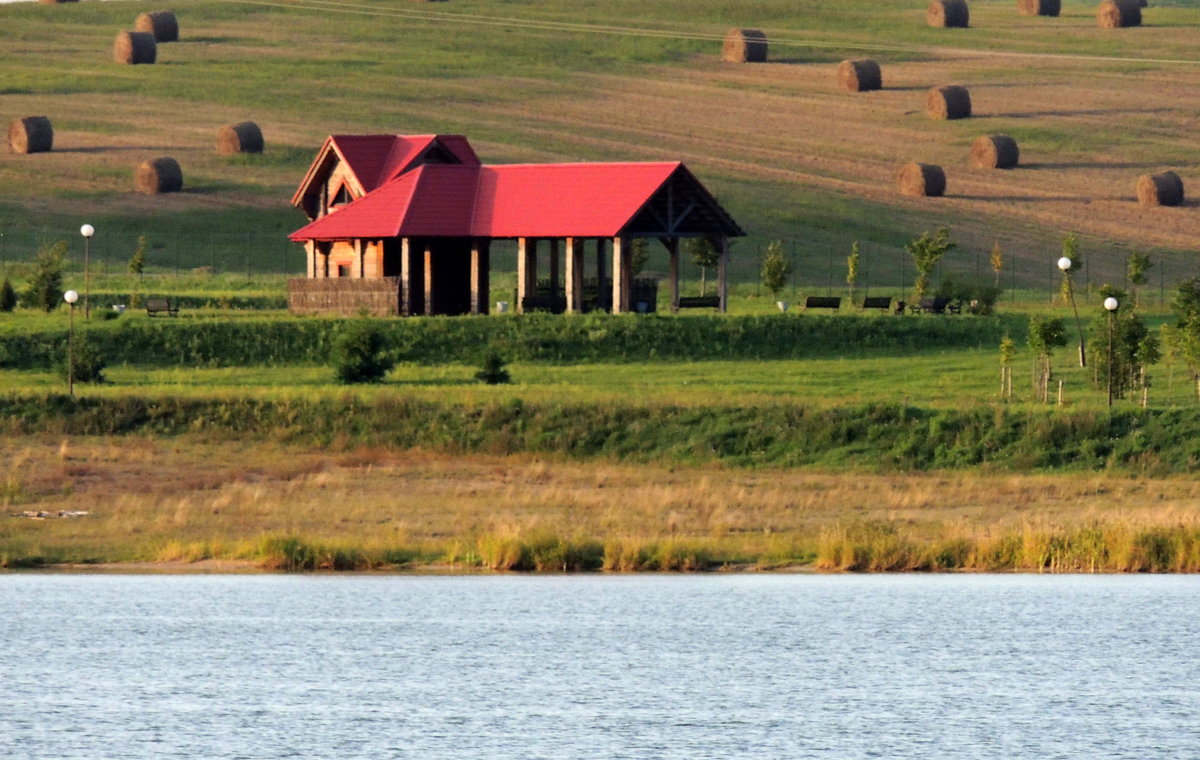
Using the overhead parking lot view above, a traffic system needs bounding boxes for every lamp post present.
[1104,296,1119,407]
[64,289,79,396]
[80,224,95,319]
[1058,256,1086,367]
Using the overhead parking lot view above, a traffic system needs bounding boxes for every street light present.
[64,289,79,396]
[1105,296,1119,407]
[80,224,95,320]
[1058,256,1086,367]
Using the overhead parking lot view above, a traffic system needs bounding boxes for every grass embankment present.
[5,438,1200,573]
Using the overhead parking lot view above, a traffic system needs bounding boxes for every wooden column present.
[612,236,631,314]
[517,237,538,313]
[565,237,583,314]
[548,239,561,305]
[423,241,435,316]
[356,239,366,278]
[595,238,606,312]
[306,242,315,278]
[470,239,490,315]
[667,237,680,313]
[717,237,729,313]
[400,237,414,316]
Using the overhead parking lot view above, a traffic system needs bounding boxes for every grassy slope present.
[1,0,1198,285]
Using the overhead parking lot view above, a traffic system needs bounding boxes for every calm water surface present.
[2,574,1198,759]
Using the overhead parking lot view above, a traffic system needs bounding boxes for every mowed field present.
[0,0,1198,284]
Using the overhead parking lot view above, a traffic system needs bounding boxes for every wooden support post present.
[423,241,435,316]
[400,238,414,316]
[356,239,366,278]
[667,237,680,314]
[565,237,583,313]
[595,238,606,312]
[612,236,631,314]
[549,239,561,304]
[517,237,537,314]
[306,242,315,278]
[470,239,490,315]
[717,237,729,313]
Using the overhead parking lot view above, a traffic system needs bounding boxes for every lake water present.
[2,574,1198,759]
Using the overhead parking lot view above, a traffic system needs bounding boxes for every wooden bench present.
[804,296,841,310]
[145,298,179,317]
[677,295,720,309]
[861,296,892,312]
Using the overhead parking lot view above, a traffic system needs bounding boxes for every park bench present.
[676,295,720,309]
[145,298,179,317]
[909,297,960,315]
[804,296,841,310]
[861,296,892,312]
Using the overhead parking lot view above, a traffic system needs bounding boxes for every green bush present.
[331,323,394,384]
[56,338,106,384]
[0,279,16,313]
[475,352,511,384]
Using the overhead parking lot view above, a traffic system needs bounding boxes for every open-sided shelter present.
[288,134,744,316]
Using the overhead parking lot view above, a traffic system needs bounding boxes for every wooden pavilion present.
[288,134,744,316]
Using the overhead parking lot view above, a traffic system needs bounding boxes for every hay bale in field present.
[1017,0,1061,16]
[722,29,767,63]
[1136,171,1184,207]
[970,134,1019,169]
[217,121,264,155]
[8,116,54,154]
[134,11,179,42]
[836,59,882,92]
[898,162,946,197]
[928,0,969,27]
[926,85,971,120]
[135,157,183,195]
[114,31,157,64]
[1097,0,1141,28]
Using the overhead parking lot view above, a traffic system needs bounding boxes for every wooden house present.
[288,134,744,316]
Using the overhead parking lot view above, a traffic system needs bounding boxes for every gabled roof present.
[290,161,744,241]
[290,134,479,213]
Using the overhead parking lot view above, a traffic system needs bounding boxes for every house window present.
[337,264,350,278]
[331,185,352,207]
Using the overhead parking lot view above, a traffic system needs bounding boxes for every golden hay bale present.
[897,163,946,197]
[8,116,53,154]
[1017,0,1061,16]
[836,59,882,92]
[722,29,767,63]
[134,11,179,42]
[217,121,264,155]
[928,0,969,27]
[1097,0,1141,28]
[926,85,972,120]
[135,157,183,195]
[1136,171,1184,207]
[114,31,157,64]
[970,135,1019,169]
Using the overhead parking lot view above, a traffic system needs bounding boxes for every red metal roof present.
[291,161,683,241]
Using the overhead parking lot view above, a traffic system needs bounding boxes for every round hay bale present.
[928,0,969,28]
[134,11,179,42]
[722,29,767,63]
[1097,0,1141,28]
[8,116,54,154]
[970,134,1019,169]
[836,59,882,92]
[1017,0,1061,16]
[217,121,264,155]
[135,157,183,195]
[926,85,972,120]
[1136,171,1184,207]
[114,31,157,65]
[898,163,946,197]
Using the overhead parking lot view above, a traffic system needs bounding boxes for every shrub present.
[21,241,67,312]
[476,352,511,384]
[57,337,107,384]
[331,323,394,384]
[0,278,16,313]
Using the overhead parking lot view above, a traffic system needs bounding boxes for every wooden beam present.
[423,241,435,316]
[612,236,631,314]
[565,237,583,314]
[470,239,490,315]
[667,237,680,313]
[717,236,728,313]
[517,237,537,314]
[400,237,414,316]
